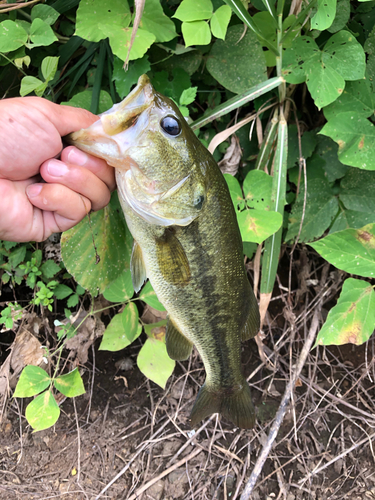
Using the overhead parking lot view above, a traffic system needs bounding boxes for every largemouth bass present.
[67,75,260,429]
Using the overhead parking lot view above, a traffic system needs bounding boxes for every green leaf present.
[323,79,375,120]
[31,5,60,26]
[310,223,375,278]
[0,20,28,52]
[29,18,58,47]
[25,390,60,431]
[112,55,150,99]
[62,89,113,114]
[144,320,167,340]
[40,260,60,279]
[311,0,337,30]
[243,170,273,211]
[41,56,59,82]
[53,284,74,300]
[179,87,197,106]
[287,126,317,169]
[61,193,132,296]
[237,210,282,243]
[224,174,245,209]
[339,168,375,212]
[54,368,85,397]
[283,32,366,108]
[137,337,175,389]
[139,281,166,311]
[67,294,79,308]
[174,0,213,21]
[8,245,27,268]
[320,112,375,170]
[99,302,140,351]
[153,68,191,102]
[140,0,177,42]
[20,76,46,97]
[104,25,156,61]
[103,269,134,302]
[207,24,266,94]
[210,5,232,39]
[286,178,339,242]
[330,210,375,233]
[14,366,51,398]
[182,20,211,46]
[315,278,375,347]
[315,135,348,182]
[327,0,350,33]
[75,0,131,42]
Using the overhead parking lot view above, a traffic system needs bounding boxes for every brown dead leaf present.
[218,136,242,176]
[64,311,105,364]
[141,304,167,324]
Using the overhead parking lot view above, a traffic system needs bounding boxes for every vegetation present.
[0,0,375,431]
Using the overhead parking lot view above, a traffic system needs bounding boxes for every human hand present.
[0,97,116,242]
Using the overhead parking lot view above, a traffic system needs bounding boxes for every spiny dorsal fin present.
[156,230,191,286]
[166,317,193,361]
[130,240,147,292]
[241,289,260,341]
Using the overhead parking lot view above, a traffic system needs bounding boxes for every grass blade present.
[191,76,283,131]
[255,108,279,171]
[90,40,106,114]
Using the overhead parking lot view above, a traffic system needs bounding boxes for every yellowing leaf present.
[25,390,60,431]
[137,337,175,389]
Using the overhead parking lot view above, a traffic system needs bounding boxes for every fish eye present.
[160,116,181,136]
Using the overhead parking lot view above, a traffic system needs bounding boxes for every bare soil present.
[1,248,375,500]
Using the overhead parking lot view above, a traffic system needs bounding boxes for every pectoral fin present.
[156,231,191,286]
[130,240,147,292]
[241,290,260,341]
[166,318,193,361]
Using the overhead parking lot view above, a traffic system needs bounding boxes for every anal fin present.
[241,289,260,341]
[130,240,147,292]
[166,318,193,361]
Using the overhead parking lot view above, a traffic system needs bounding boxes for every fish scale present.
[67,74,260,429]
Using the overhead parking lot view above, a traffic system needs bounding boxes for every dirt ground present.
[1,248,375,500]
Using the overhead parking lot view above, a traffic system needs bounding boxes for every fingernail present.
[47,159,69,177]
[68,148,88,166]
[26,184,43,198]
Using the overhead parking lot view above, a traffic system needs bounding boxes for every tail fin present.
[190,382,255,429]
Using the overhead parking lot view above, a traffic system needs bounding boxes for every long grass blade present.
[191,76,283,131]
[255,108,278,171]
[106,40,117,104]
[90,41,106,114]
[260,108,288,296]
[223,0,279,55]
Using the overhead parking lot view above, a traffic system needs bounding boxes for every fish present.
[67,75,260,429]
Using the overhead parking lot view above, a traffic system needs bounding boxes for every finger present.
[61,146,116,191]
[26,182,92,230]
[40,157,112,212]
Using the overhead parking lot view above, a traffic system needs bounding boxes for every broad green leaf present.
[323,79,375,120]
[61,193,132,296]
[286,178,339,242]
[339,168,375,212]
[311,0,337,30]
[31,5,60,25]
[40,260,60,279]
[53,284,73,300]
[330,210,375,233]
[310,223,375,278]
[182,21,211,46]
[207,25,266,94]
[140,281,166,311]
[99,302,140,351]
[54,368,85,397]
[224,174,244,209]
[210,5,232,39]
[9,245,27,268]
[113,55,150,98]
[0,20,28,52]
[20,76,46,97]
[237,210,282,243]
[153,68,191,102]
[29,19,58,47]
[315,135,348,182]
[41,56,59,82]
[103,270,134,302]
[113,53,140,83]
[243,170,272,211]
[174,0,213,21]
[315,278,375,347]
[320,112,375,170]
[140,0,177,42]
[287,126,317,169]
[75,0,131,42]
[283,32,366,108]
[137,337,175,389]
[14,366,51,398]
[25,390,60,431]
[104,25,156,61]
[180,87,197,106]
[62,89,113,114]
[327,0,350,33]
